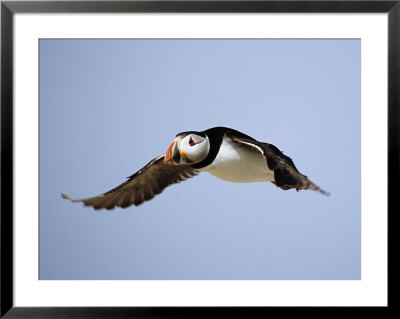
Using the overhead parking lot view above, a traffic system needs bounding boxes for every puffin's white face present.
[164,132,210,165]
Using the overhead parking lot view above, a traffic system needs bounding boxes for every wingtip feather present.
[61,192,72,200]
[61,192,83,202]
[307,183,330,196]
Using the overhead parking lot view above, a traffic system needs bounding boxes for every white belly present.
[196,140,274,183]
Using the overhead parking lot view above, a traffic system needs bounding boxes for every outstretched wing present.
[61,155,199,209]
[229,135,329,195]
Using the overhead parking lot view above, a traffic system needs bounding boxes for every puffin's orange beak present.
[164,139,178,165]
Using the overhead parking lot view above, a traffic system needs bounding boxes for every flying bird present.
[62,126,329,209]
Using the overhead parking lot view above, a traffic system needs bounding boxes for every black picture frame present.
[1,0,397,317]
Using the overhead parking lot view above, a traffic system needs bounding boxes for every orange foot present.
[295,183,310,191]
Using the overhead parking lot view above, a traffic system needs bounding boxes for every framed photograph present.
[1,0,396,317]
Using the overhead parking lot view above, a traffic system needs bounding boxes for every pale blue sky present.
[39,39,360,280]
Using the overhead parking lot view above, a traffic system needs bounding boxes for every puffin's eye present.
[189,137,195,146]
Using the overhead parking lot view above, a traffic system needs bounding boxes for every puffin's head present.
[164,131,210,165]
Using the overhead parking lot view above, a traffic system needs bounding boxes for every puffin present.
[62,126,329,209]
